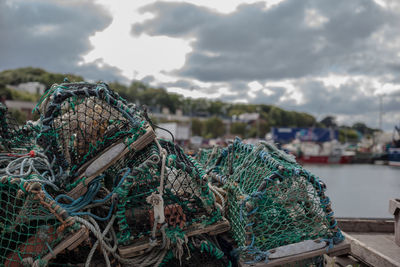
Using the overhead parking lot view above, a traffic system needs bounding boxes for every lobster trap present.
[35,82,155,195]
[0,177,87,267]
[202,138,344,263]
[114,139,229,257]
[0,79,346,266]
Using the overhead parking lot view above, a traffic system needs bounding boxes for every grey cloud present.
[75,59,129,84]
[140,75,156,84]
[0,0,125,82]
[252,87,289,105]
[133,0,400,130]
[160,79,201,90]
[158,79,232,95]
[133,2,213,37]
[256,80,400,130]
[291,80,400,115]
[134,0,392,82]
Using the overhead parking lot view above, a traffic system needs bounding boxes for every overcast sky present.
[1,0,400,130]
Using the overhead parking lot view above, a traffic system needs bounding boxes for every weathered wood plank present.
[337,218,394,233]
[389,199,400,246]
[268,240,326,259]
[68,126,156,199]
[118,219,230,258]
[240,241,350,267]
[330,255,367,267]
[43,226,89,261]
[344,232,400,267]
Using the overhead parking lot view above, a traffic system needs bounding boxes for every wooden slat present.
[68,126,155,199]
[239,241,350,267]
[118,219,230,258]
[389,199,400,215]
[67,227,89,251]
[331,255,367,267]
[43,226,89,261]
[389,199,400,246]
[344,232,400,267]
[337,218,394,233]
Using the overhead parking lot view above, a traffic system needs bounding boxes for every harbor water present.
[305,164,400,218]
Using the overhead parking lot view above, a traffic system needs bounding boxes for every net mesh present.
[36,82,149,185]
[0,80,343,266]
[0,177,81,267]
[112,139,221,246]
[199,137,344,263]
[0,81,228,266]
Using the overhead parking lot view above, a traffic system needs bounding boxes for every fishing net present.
[0,80,230,266]
[111,139,228,264]
[0,177,84,267]
[202,138,344,264]
[0,79,343,266]
[35,81,153,189]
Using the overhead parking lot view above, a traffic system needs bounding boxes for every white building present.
[237,113,260,123]
[8,82,46,95]
[156,122,190,141]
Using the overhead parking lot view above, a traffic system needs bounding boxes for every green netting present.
[0,177,80,266]
[196,145,223,170]
[0,81,228,266]
[203,137,344,263]
[0,79,343,266]
[113,139,222,245]
[35,81,149,186]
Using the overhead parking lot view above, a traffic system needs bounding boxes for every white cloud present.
[85,0,289,81]
[304,9,329,28]
[2,0,400,130]
[168,86,221,99]
[248,81,263,91]
[83,0,192,80]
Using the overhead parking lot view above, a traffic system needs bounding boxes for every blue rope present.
[42,168,131,221]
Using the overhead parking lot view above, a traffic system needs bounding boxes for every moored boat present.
[388,147,400,166]
[388,125,400,167]
[284,140,355,164]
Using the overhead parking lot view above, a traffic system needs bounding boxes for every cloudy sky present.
[1,0,400,130]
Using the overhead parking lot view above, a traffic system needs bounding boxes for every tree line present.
[0,67,379,141]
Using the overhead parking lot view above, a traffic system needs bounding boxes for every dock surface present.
[344,232,400,267]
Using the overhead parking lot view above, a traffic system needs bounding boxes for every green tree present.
[351,122,379,136]
[191,118,204,136]
[0,67,83,90]
[204,117,225,138]
[208,101,226,116]
[339,128,359,143]
[268,106,283,126]
[231,122,247,137]
[320,116,337,128]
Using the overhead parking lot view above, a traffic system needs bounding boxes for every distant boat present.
[284,140,355,164]
[388,125,400,167]
[297,141,354,164]
[299,153,354,164]
[388,148,400,166]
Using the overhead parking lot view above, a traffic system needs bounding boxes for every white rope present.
[74,216,116,267]
[204,145,218,167]
[208,182,226,215]
[147,139,167,233]
[1,151,58,190]
[85,215,116,267]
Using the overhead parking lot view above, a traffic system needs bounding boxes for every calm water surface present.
[305,164,400,218]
